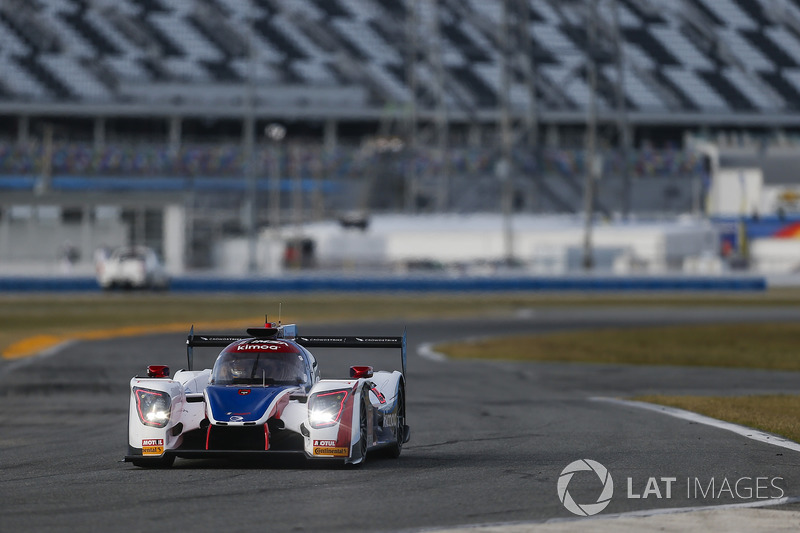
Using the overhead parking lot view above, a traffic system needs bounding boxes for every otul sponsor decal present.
[313,440,336,447]
[142,439,164,456]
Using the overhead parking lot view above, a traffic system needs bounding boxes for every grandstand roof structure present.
[2,0,800,127]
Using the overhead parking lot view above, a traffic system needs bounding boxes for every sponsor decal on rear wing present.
[188,335,250,347]
[296,330,407,377]
[295,336,403,348]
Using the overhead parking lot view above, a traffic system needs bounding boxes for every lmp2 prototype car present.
[124,322,409,467]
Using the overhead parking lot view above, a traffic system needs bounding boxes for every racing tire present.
[358,399,368,464]
[385,386,405,459]
[347,390,370,468]
[130,455,175,469]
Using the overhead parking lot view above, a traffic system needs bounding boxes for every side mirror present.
[350,365,373,379]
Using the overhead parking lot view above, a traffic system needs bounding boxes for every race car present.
[124,321,409,467]
[97,245,170,290]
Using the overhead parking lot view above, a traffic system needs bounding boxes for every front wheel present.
[385,387,405,459]
[358,400,368,463]
[347,399,369,468]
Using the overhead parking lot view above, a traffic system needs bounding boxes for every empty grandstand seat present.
[0,0,798,116]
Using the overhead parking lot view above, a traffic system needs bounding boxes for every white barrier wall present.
[0,206,126,274]
[750,238,800,274]
[706,168,763,216]
[163,204,186,274]
[212,236,284,275]
[226,214,721,275]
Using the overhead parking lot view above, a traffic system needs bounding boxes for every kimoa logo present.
[557,459,614,516]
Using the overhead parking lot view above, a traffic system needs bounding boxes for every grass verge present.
[437,323,800,444]
[436,323,800,371]
[634,394,800,445]
[5,290,800,360]
[0,292,509,359]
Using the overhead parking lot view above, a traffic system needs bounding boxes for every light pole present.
[404,0,419,213]
[582,0,599,271]
[266,122,286,272]
[244,25,258,274]
[430,0,449,212]
[612,0,632,220]
[499,0,515,265]
[291,143,303,269]
[244,112,257,273]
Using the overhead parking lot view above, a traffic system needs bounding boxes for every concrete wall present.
[0,207,127,274]
[211,214,721,275]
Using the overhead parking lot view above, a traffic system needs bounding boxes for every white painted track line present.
[422,505,800,532]
[418,342,448,362]
[593,397,800,454]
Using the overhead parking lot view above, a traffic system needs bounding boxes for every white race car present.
[124,322,408,467]
[98,246,169,290]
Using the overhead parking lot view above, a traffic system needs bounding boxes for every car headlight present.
[133,387,171,428]
[308,389,349,429]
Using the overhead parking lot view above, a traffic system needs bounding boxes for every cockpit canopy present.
[211,340,310,386]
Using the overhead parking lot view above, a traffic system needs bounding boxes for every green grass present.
[435,319,800,444]
[5,290,800,358]
[635,394,800,444]
[436,323,800,371]
[0,292,503,356]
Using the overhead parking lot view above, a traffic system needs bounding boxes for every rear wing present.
[296,333,407,377]
[186,324,407,376]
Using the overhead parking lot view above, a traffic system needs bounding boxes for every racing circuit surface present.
[2,306,800,532]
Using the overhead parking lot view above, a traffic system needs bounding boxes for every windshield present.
[113,248,148,262]
[211,351,308,386]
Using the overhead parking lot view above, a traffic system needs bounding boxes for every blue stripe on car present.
[206,386,291,423]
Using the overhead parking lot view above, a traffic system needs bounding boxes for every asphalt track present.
[2,306,800,532]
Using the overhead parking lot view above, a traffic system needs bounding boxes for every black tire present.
[131,455,175,468]
[386,386,405,459]
[358,399,368,464]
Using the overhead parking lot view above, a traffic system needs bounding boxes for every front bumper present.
[124,448,333,463]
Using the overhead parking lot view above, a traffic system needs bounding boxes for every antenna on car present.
[278,302,282,326]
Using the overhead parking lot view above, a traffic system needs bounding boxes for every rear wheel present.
[386,387,405,458]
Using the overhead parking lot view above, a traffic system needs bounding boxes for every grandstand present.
[2,0,800,120]
[1,0,800,272]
